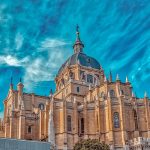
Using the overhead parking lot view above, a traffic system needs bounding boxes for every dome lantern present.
[73,25,84,54]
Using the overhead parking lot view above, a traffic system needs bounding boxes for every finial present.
[126,76,129,83]
[104,76,107,82]
[10,77,13,90]
[76,24,80,41]
[144,91,148,98]
[109,69,112,82]
[49,89,53,98]
[116,74,120,81]
[76,24,79,32]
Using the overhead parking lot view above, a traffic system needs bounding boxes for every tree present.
[73,139,110,150]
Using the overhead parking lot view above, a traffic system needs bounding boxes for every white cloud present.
[0,55,29,66]
[15,32,24,50]
[0,38,71,92]
[39,38,70,50]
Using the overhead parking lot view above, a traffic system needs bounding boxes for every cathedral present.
[0,27,150,150]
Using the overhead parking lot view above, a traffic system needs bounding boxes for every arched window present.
[133,109,138,130]
[38,103,45,110]
[87,74,93,83]
[28,126,32,133]
[81,118,84,134]
[110,90,115,97]
[114,112,120,128]
[67,115,72,132]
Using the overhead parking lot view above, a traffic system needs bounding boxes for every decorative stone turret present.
[144,91,148,98]
[9,77,13,91]
[126,76,129,83]
[116,74,120,81]
[17,78,24,110]
[73,25,84,54]
[17,78,24,94]
[49,89,53,99]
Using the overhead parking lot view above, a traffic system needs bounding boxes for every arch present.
[38,103,45,110]
[114,112,120,128]
[110,90,115,97]
[67,115,72,132]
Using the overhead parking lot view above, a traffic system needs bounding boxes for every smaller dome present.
[58,52,101,75]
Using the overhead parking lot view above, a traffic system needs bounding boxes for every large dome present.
[58,52,101,75]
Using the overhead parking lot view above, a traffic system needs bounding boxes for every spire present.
[10,77,13,90]
[109,70,112,82]
[76,24,80,41]
[17,77,24,92]
[49,89,53,98]
[116,74,120,81]
[144,91,148,98]
[73,25,84,53]
[104,76,107,82]
[132,91,135,97]
[126,76,129,83]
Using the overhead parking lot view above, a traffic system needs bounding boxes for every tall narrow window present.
[114,112,120,128]
[67,115,72,132]
[81,118,84,134]
[77,87,80,93]
[133,109,138,130]
[87,74,93,83]
[28,126,32,133]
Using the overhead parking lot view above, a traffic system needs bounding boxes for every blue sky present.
[0,0,150,117]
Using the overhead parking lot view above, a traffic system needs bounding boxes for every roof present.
[58,52,101,75]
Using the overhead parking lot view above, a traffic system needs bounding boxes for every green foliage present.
[73,139,110,150]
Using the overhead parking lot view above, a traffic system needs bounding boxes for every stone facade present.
[0,27,150,150]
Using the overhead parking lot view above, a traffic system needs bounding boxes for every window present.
[28,126,32,133]
[38,103,45,110]
[110,90,115,97]
[67,115,72,132]
[87,74,93,83]
[114,112,119,128]
[81,118,84,134]
[133,109,138,130]
[77,87,80,93]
